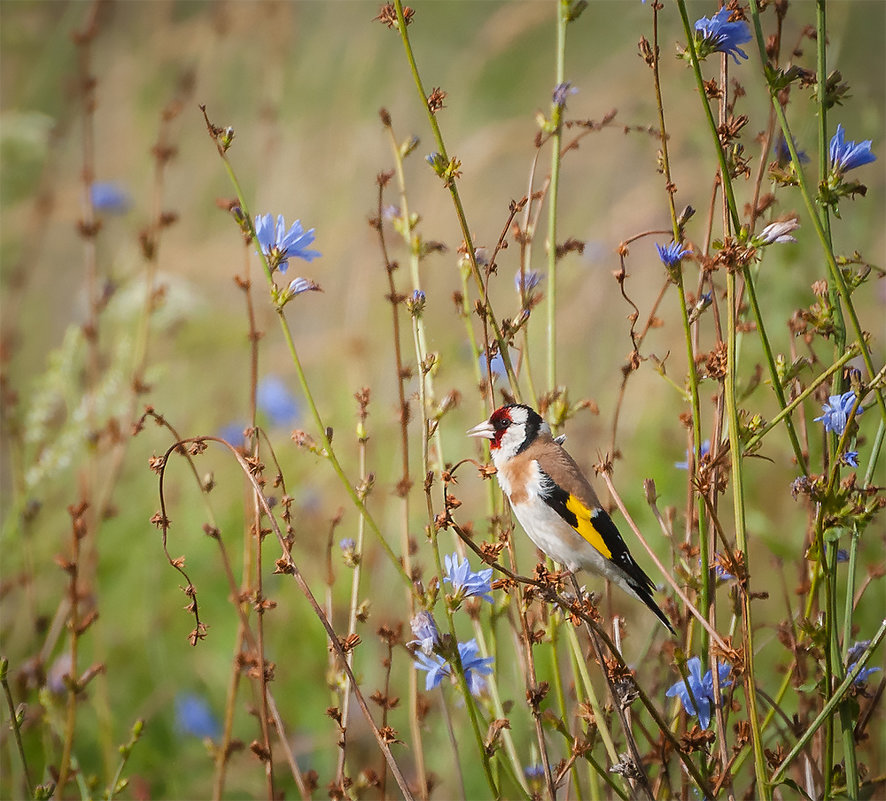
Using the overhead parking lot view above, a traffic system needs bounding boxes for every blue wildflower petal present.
[409,611,441,656]
[256,375,299,426]
[458,639,494,696]
[277,217,322,263]
[849,662,882,684]
[219,421,247,447]
[675,440,710,470]
[829,124,877,174]
[414,651,450,691]
[552,81,578,109]
[842,451,859,468]
[666,656,731,730]
[846,641,871,664]
[443,553,494,603]
[90,181,131,213]
[774,135,809,165]
[813,391,863,436]
[254,213,276,254]
[515,269,543,293]
[254,213,321,270]
[694,7,752,63]
[175,693,220,739]
[656,241,691,268]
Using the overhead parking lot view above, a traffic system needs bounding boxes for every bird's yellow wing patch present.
[564,494,613,560]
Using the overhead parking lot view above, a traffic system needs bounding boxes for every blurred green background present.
[1,1,883,798]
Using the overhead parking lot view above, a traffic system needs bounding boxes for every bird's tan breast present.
[495,449,537,504]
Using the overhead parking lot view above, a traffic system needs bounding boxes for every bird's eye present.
[493,417,509,430]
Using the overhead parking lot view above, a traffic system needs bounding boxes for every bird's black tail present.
[627,577,676,635]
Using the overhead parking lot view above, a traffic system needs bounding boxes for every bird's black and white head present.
[467,404,550,464]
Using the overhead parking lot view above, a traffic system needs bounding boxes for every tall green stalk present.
[546,0,568,393]
[391,0,521,397]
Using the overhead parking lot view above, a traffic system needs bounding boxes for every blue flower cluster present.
[256,375,299,426]
[656,241,690,269]
[410,554,497,696]
[693,7,752,63]
[666,656,732,730]
[443,552,494,604]
[254,213,320,272]
[813,391,863,436]
[829,124,877,176]
[414,638,494,696]
[675,439,711,470]
[847,641,882,685]
[175,693,220,739]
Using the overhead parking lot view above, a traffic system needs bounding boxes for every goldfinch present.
[468,403,674,634]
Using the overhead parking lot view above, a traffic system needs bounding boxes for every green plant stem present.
[106,719,144,801]
[815,0,846,359]
[677,2,808,474]
[770,623,886,786]
[745,6,886,427]
[391,0,521,397]
[430,544,502,800]
[275,309,412,589]
[218,444,417,800]
[0,658,33,798]
[741,346,859,454]
[548,621,584,801]
[725,263,768,799]
[649,0,709,647]
[384,121,448,475]
[565,624,619,766]
[546,1,567,393]
[208,137,413,590]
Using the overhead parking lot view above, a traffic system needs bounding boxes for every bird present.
[468,403,675,634]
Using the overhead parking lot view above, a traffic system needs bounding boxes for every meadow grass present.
[1,1,883,799]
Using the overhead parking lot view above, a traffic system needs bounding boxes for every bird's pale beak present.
[466,420,495,440]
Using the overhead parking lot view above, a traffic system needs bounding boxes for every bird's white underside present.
[494,454,642,602]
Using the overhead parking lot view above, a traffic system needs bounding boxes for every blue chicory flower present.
[515,269,543,293]
[412,637,494,696]
[829,124,877,175]
[409,611,441,656]
[656,241,691,268]
[675,440,711,470]
[714,559,735,582]
[175,693,221,739]
[90,181,131,213]
[443,553,494,603]
[836,548,849,563]
[849,662,882,684]
[755,218,800,245]
[256,375,299,426]
[286,277,319,298]
[219,421,247,447]
[774,135,809,166]
[665,656,732,729]
[457,639,495,695]
[254,213,321,272]
[407,289,426,317]
[813,391,863,436]
[842,451,859,468]
[694,7,752,63]
[414,651,450,691]
[479,347,518,382]
[847,641,870,664]
[552,81,578,109]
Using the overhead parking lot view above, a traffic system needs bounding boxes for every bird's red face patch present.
[487,406,513,450]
